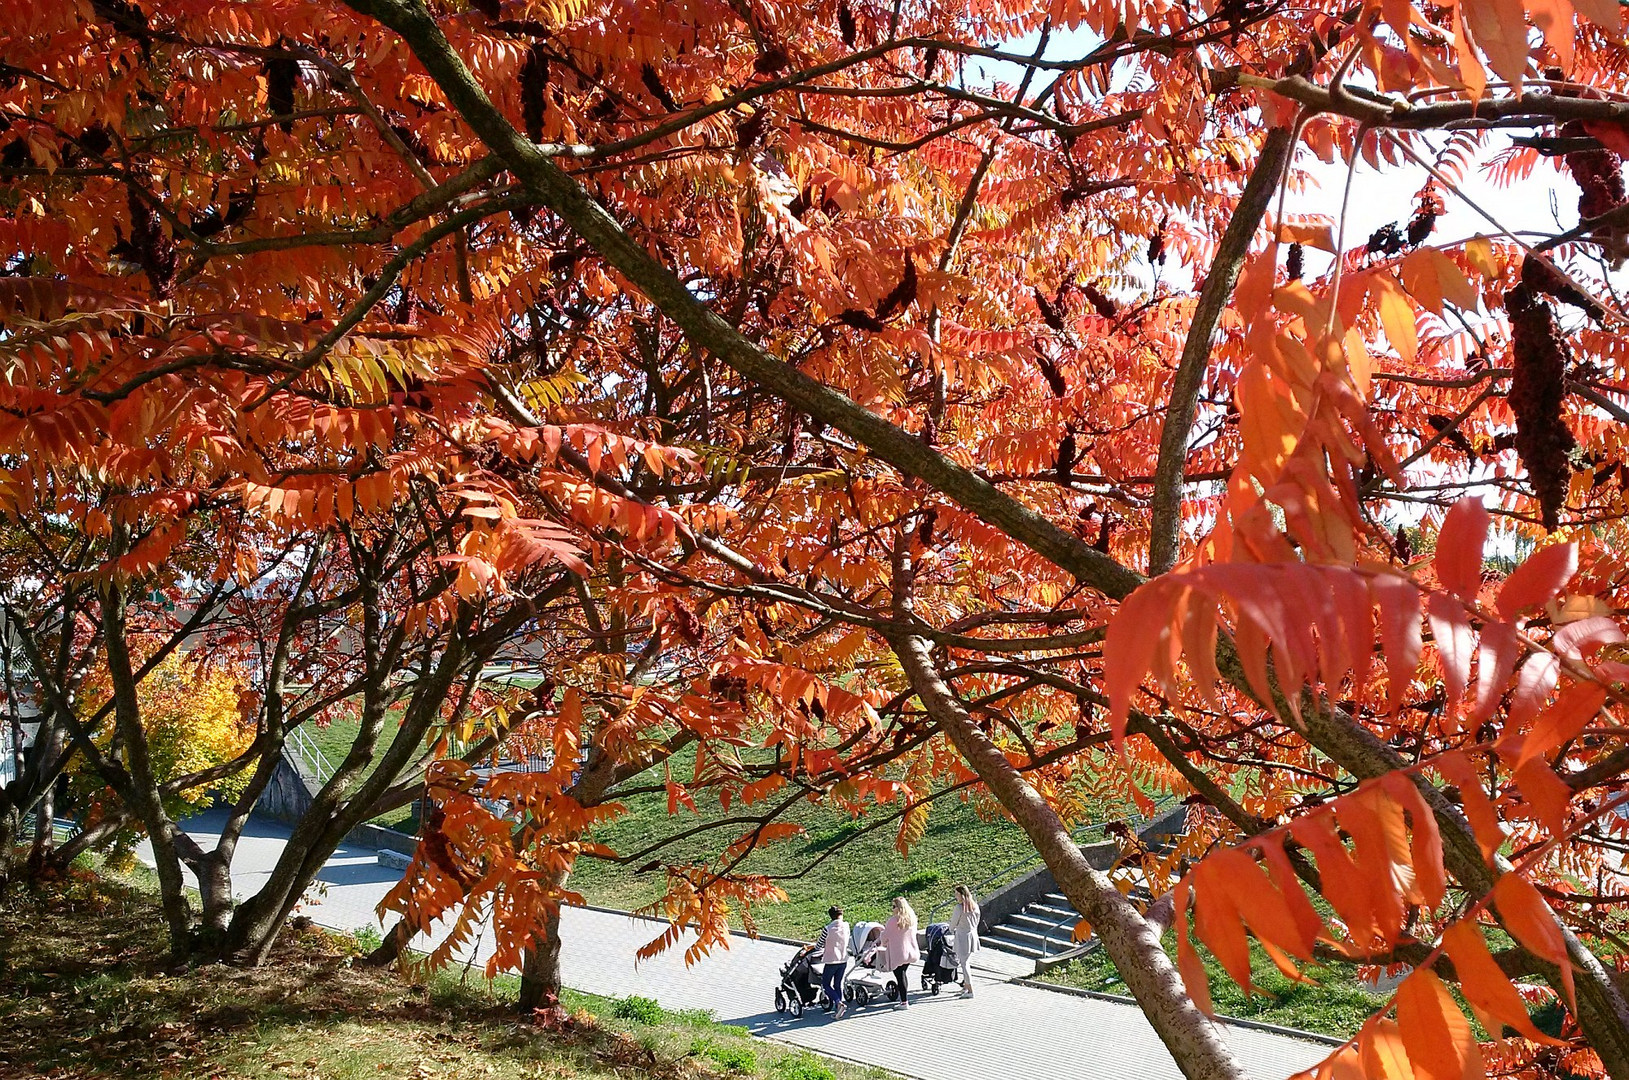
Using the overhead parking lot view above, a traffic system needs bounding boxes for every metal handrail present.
[284,725,335,786]
[927,799,1182,926]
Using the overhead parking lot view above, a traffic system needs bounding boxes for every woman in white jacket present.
[950,885,980,997]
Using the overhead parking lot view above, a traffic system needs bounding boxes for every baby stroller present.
[774,944,821,1018]
[921,922,962,995]
[842,922,900,1007]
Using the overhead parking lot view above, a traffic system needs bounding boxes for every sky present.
[964,22,1595,285]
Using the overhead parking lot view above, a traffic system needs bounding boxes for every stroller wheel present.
[775,988,787,1014]
[930,981,941,996]
[790,994,804,1018]
[884,981,900,1002]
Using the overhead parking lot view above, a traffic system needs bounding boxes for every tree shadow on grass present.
[0,875,673,1080]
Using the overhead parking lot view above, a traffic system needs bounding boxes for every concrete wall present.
[348,821,418,856]
[252,751,424,860]
[254,753,316,824]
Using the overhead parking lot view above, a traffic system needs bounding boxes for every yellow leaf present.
[1371,273,1418,364]
[1463,236,1500,280]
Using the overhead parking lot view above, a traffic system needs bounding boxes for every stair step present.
[989,923,1077,950]
[1025,902,1078,923]
[1042,892,1071,907]
[1008,912,1076,935]
[981,934,1046,960]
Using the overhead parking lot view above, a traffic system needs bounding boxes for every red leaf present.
[1470,620,1521,726]
[1435,497,1488,601]
[1373,575,1424,714]
[1498,542,1577,620]
[1103,579,1179,745]
[1427,593,1474,714]
[1509,652,1560,726]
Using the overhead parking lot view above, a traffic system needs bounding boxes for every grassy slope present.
[1038,931,1387,1039]
[566,750,1128,940]
[304,716,422,832]
[0,864,895,1080]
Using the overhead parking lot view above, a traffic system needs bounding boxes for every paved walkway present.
[140,813,1331,1080]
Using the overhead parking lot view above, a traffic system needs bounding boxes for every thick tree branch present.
[1147,127,1292,576]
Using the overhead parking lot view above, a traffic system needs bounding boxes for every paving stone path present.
[140,812,1332,1080]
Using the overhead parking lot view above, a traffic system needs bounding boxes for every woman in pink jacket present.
[881,896,921,1009]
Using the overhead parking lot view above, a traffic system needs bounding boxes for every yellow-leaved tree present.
[69,654,253,853]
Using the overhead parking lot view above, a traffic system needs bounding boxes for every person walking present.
[950,885,980,998]
[814,905,850,1018]
[882,896,921,1010]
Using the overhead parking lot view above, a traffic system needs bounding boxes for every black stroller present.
[921,922,962,994]
[775,943,821,1017]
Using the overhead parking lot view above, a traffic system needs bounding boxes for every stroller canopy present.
[850,921,883,957]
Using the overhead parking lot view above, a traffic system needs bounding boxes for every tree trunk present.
[196,853,235,939]
[26,778,54,878]
[46,811,129,875]
[0,804,18,884]
[365,917,414,967]
[519,901,565,1014]
[891,631,1250,1080]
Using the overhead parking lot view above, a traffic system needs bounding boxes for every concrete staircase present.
[973,804,1189,972]
[982,889,1088,959]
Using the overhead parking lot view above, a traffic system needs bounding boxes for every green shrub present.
[352,925,383,953]
[773,1054,837,1080]
[671,1006,719,1028]
[898,869,940,892]
[692,1037,758,1073]
[612,995,666,1024]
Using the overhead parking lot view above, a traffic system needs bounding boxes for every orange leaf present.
[1371,273,1418,364]
[1464,0,1531,86]
[1260,835,1328,948]
[1440,920,1556,1043]
[1191,862,1254,992]
[1175,885,1215,1016]
[1572,0,1621,31]
[1513,758,1573,837]
[1526,0,1574,69]
[1396,969,1481,1080]
[1492,873,1574,1008]
[1434,752,1504,863]
[1361,1018,1418,1080]
[1381,772,1447,910]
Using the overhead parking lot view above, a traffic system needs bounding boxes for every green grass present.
[568,750,1136,940]
[0,863,899,1080]
[1038,931,1388,1038]
[303,715,425,833]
